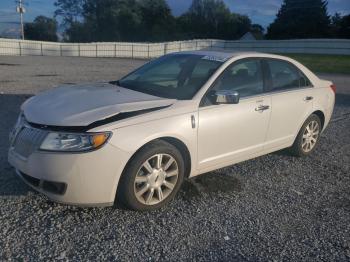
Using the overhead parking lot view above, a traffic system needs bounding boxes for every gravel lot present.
[0,56,349,261]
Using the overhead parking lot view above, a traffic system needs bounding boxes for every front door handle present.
[255,105,270,112]
[304,96,313,101]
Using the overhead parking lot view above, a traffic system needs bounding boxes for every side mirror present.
[211,90,240,105]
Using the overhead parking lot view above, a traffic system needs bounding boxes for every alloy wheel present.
[302,120,320,153]
[134,154,179,205]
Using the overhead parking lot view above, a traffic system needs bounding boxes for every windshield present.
[118,54,223,100]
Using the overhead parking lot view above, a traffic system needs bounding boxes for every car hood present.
[22,82,175,127]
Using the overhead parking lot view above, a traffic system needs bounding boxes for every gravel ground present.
[0,56,349,261]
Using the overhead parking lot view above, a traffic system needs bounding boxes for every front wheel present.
[117,140,185,211]
[289,114,321,157]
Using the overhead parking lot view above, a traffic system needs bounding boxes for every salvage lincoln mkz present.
[8,51,335,210]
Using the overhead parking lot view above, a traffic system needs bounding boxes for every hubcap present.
[134,154,179,205]
[302,120,320,153]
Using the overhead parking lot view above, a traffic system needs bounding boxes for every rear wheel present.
[117,140,184,211]
[290,114,321,157]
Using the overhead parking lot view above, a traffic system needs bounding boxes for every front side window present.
[118,54,223,100]
[210,59,264,98]
[266,60,311,92]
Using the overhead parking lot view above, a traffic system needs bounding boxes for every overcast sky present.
[0,0,349,28]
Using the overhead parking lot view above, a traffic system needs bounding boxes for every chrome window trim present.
[260,85,314,97]
[199,81,314,110]
[238,85,314,101]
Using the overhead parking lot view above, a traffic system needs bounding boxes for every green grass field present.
[283,54,350,75]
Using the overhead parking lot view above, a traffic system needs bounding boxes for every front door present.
[197,59,271,171]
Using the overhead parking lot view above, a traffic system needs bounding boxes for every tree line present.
[22,0,350,42]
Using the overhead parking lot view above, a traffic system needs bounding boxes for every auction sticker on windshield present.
[201,55,229,62]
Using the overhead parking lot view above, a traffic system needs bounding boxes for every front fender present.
[108,112,198,175]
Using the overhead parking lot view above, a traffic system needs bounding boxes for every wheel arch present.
[159,137,192,178]
[312,110,325,130]
[292,109,326,144]
[121,137,192,180]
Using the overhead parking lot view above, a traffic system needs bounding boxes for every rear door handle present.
[304,96,313,101]
[255,105,270,112]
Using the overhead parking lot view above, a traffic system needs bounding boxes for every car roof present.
[169,50,272,61]
[180,50,321,100]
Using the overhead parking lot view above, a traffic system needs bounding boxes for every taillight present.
[330,84,336,94]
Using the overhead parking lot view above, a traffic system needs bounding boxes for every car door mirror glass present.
[211,90,240,104]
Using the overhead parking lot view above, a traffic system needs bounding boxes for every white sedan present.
[8,51,335,210]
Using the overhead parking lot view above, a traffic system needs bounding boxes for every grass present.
[282,54,350,75]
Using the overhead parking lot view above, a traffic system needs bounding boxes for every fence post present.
[195,40,198,51]
[60,44,62,56]
[147,44,150,59]
[19,41,22,56]
[163,43,166,55]
[131,44,134,59]
[210,40,213,50]
[96,44,98,57]
[114,43,117,57]
[179,42,182,52]
[78,44,81,57]
[41,43,43,56]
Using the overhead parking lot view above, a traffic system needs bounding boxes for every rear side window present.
[266,60,311,92]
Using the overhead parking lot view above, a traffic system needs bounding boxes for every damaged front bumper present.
[8,141,130,207]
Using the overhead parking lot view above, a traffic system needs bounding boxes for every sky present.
[0,0,349,34]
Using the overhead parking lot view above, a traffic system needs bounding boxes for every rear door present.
[263,59,314,151]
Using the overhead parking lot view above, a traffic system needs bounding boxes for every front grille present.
[13,127,47,158]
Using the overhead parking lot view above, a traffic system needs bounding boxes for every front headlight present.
[40,132,111,152]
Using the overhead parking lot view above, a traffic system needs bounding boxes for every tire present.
[117,140,185,211]
[289,114,322,157]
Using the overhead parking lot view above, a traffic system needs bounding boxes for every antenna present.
[16,0,26,40]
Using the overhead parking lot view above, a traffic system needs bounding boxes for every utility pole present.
[16,0,26,40]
